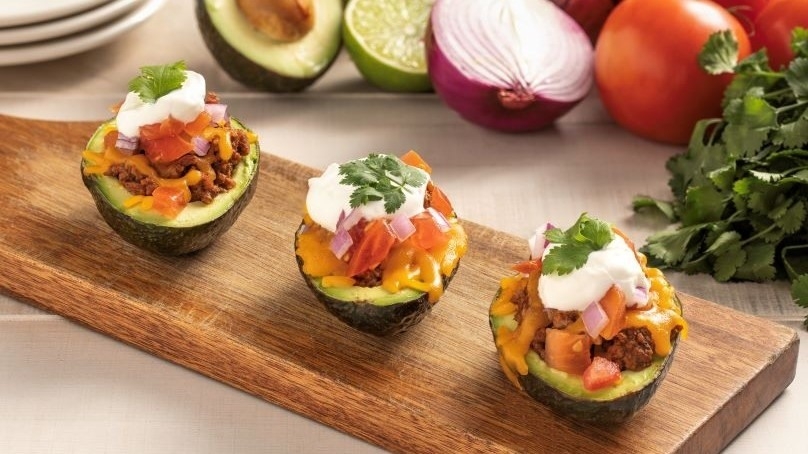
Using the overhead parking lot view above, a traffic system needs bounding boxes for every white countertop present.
[1,1,805,452]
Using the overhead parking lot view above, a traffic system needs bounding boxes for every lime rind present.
[343,0,434,92]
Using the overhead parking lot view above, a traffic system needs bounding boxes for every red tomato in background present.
[595,0,751,145]
[712,0,770,32]
[750,0,808,69]
[549,0,617,43]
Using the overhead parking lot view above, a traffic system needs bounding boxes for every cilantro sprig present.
[127,60,188,103]
[338,154,428,214]
[542,213,614,276]
[634,28,808,327]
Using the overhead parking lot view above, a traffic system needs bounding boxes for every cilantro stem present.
[740,222,780,246]
[775,100,808,114]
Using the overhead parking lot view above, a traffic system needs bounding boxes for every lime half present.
[343,0,434,92]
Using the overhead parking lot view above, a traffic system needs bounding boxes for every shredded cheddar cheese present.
[295,217,467,304]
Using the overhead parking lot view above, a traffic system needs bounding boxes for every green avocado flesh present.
[490,310,679,424]
[294,224,462,337]
[314,278,424,307]
[81,118,259,255]
[196,0,342,92]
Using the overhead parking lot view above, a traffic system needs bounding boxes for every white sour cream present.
[538,235,650,311]
[115,70,206,138]
[306,159,430,232]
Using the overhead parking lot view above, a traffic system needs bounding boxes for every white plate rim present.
[0,0,166,67]
[0,0,114,28]
[0,0,144,47]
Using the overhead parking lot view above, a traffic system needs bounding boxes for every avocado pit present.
[236,0,314,42]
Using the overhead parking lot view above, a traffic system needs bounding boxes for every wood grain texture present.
[0,114,798,453]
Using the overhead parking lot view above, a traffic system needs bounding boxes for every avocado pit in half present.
[196,0,342,92]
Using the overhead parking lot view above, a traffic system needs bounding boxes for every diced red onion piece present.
[335,209,347,230]
[191,136,210,156]
[329,227,353,259]
[389,213,416,241]
[337,208,363,232]
[427,207,451,232]
[205,103,228,123]
[633,286,649,306]
[582,301,609,339]
[426,0,593,132]
[528,222,554,259]
[115,132,139,153]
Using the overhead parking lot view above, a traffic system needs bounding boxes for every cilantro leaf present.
[128,61,187,103]
[792,28,808,59]
[338,154,428,214]
[786,57,808,99]
[541,213,614,276]
[632,195,676,221]
[713,244,746,281]
[698,30,740,75]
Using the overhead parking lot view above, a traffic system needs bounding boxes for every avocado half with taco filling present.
[490,214,688,424]
[81,61,260,255]
[196,0,342,92]
[295,151,468,336]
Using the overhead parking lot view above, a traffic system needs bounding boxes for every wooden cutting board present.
[0,114,798,453]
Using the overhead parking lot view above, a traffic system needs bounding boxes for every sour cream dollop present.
[538,235,650,312]
[115,70,206,138]
[306,159,430,232]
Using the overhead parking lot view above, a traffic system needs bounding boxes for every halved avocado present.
[490,294,682,424]
[81,118,260,255]
[196,0,342,92]
[294,223,460,336]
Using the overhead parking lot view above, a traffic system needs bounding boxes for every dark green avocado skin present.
[83,170,258,256]
[300,269,434,337]
[195,0,337,93]
[294,224,460,337]
[519,335,679,424]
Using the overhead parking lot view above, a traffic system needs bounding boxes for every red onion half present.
[426,0,594,133]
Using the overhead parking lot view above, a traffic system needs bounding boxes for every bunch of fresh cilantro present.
[633,29,808,327]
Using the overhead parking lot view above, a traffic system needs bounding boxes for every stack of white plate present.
[0,0,166,66]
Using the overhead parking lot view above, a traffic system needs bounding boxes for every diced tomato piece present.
[582,356,622,391]
[151,186,189,218]
[140,117,184,141]
[544,328,592,375]
[142,135,193,163]
[428,183,454,217]
[346,219,397,277]
[599,285,627,340]
[400,150,432,174]
[511,259,541,275]
[184,111,212,136]
[410,213,450,250]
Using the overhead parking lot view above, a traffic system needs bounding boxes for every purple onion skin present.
[425,27,584,133]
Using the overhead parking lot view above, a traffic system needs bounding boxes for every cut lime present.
[343,0,434,92]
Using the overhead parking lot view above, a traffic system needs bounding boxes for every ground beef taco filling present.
[104,123,251,205]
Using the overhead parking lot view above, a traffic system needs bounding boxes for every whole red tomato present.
[595,0,751,145]
[750,0,808,69]
[712,0,770,32]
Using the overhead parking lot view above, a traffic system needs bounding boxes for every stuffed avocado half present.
[295,151,468,336]
[490,214,688,424]
[81,61,260,255]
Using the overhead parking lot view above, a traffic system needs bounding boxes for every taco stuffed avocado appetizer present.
[81,61,260,255]
[295,151,468,336]
[490,213,688,424]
